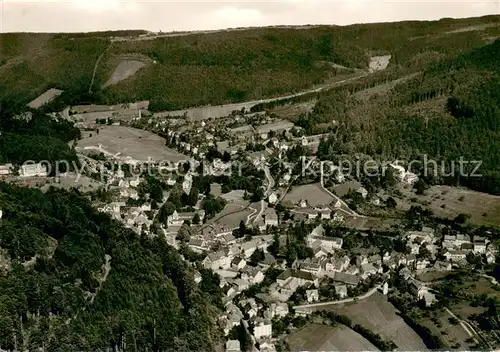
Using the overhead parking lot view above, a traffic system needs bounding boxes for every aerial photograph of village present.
[0,0,500,351]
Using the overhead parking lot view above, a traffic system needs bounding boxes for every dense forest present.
[0,101,223,350]
[1,15,499,110]
[0,104,80,170]
[0,182,223,351]
[308,39,500,195]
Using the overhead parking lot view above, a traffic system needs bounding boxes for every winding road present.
[153,73,369,121]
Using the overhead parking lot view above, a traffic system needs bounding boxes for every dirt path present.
[90,254,112,304]
[320,176,363,218]
[89,44,112,94]
[444,307,476,339]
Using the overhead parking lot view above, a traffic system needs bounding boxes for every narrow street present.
[294,284,383,314]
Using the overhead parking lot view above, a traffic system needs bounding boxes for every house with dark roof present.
[332,272,360,287]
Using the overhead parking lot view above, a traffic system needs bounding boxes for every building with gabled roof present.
[332,272,360,287]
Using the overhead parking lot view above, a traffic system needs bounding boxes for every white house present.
[253,318,272,340]
[307,225,343,252]
[335,284,348,298]
[416,259,431,271]
[405,172,419,185]
[268,193,278,204]
[270,303,289,318]
[166,177,177,186]
[20,163,48,177]
[356,187,368,199]
[129,178,141,187]
[231,257,247,271]
[443,234,471,249]
[240,241,260,258]
[326,255,350,273]
[389,163,419,185]
[242,267,265,285]
[444,250,468,262]
[473,237,487,254]
[360,263,379,278]
[486,251,496,264]
[182,174,193,194]
[203,251,232,270]
[306,289,319,303]
[0,164,12,176]
[264,208,279,227]
[226,340,241,352]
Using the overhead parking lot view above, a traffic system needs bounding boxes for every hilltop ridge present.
[1,15,500,111]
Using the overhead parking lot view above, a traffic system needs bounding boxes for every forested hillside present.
[0,182,223,351]
[310,39,500,194]
[1,15,499,110]
[0,104,80,168]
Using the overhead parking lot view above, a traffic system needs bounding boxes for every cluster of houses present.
[442,233,495,263]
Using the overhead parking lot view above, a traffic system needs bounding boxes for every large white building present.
[253,318,272,340]
[0,164,12,176]
[20,163,48,177]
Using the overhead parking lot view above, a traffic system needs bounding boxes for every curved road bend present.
[153,73,369,120]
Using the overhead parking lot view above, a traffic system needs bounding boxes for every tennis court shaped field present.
[318,292,427,351]
[282,183,335,207]
[287,323,379,351]
[76,126,188,163]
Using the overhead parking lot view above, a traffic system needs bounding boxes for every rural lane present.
[444,307,476,339]
[293,283,383,313]
[320,176,364,218]
[153,73,369,121]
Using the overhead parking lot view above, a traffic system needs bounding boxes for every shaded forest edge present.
[0,181,224,350]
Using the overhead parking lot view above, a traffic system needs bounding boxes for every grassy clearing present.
[75,126,188,162]
[287,323,379,351]
[396,185,500,227]
[282,183,335,207]
[317,292,427,351]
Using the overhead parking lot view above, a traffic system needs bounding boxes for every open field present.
[369,55,391,72]
[419,310,473,350]
[317,292,427,351]
[333,180,363,198]
[75,126,188,163]
[208,202,252,230]
[417,271,451,282]
[417,274,500,349]
[396,184,500,227]
[102,60,147,88]
[27,88,63,109]
[4,174,103,193]
[455,276,500,300]
[269,100,316,120]
[287,323,379,351]
[282,183,335,207]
